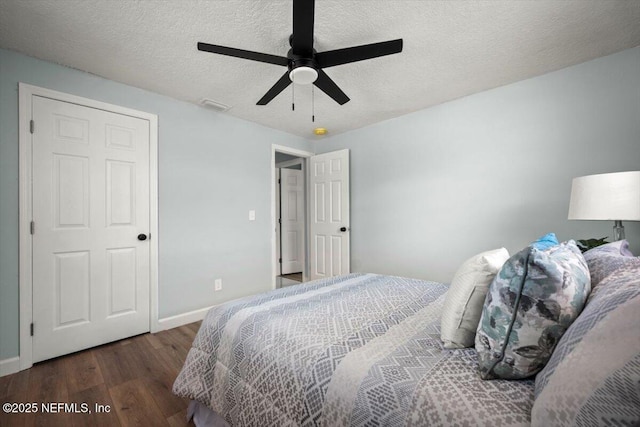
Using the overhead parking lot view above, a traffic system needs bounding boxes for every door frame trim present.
[271,145,314,290]
[276,158,304,169]
[18,83,159,370]
[277,165,306,277]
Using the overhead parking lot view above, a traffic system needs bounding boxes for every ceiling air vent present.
[199,98,231,112]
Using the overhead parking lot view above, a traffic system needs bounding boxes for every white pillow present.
[440,248,509,349]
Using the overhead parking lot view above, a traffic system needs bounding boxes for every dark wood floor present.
[0,322,201,427]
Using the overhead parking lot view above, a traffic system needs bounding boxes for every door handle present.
[137,233,148,241]
[339,227,349,232]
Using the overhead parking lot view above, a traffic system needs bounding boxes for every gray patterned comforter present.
[173,273,534,426]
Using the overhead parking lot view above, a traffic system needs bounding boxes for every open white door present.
[31,95,151,363]
[309,149,350,280]
[280,168,304,274]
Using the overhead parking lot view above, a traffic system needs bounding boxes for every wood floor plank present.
[153,341,189,374]
[171,327,198,350]
[0,368,30,399]
[70,384,121,427]
[64,349,105,395]
[142,375,189,419]
[185,321,202,334]
[0,388,29,427]
[144,332,165,350]
[124,335,172,379]
[128,334,190,418]
[136,337,180,381]
[109,378,169,427]
[95,339,144,388]
[155,327,192,354]
[178,325,197,341]
[28,356,66,384]
[25,372,71,427]
[0,371,12,398]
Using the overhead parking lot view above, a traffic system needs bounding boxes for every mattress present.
[173,273,534,426]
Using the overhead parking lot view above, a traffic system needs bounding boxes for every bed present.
[172,273,534,426]
[174,241,640,426]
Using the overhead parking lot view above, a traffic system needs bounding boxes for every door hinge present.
[278,218,282,224]
[279,258,282,264]
[30,120,34,134]
[278,179,281,184]
[30,323,34,336]
[30,221,35,235]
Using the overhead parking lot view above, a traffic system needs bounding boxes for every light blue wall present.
[316,47,640,283]
[0,48,313,359]
[3,46,640,362]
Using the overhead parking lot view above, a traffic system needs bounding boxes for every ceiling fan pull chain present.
[312,85,315,122]
[292,84,295,111]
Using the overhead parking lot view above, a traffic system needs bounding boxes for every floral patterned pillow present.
[475,241,591,380]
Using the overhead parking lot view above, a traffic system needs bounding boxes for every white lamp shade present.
[568,171,640,221]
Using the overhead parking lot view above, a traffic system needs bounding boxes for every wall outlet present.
[249,210,256,221]
[214,278,222,291]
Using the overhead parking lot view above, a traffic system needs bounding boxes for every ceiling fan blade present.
[313,70,349,105]
[198,42,289,66]
[315,39,403,68]
[257,72,292,105]
[292,0,315,55]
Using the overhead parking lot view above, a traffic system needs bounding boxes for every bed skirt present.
[188,400,230,427]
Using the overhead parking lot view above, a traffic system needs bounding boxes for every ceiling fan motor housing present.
[288,54,318,84]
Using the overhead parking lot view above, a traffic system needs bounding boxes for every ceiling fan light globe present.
[289,66,318,85]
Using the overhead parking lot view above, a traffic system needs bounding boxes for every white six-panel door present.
[309,149,350,280]
[280,168,304,274]
[31,95,151,362]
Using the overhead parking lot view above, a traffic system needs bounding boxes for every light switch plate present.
[249,210,256,221]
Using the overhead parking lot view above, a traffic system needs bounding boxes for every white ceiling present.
[1,1,640,139]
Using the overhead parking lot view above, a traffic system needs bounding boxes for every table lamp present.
[568,171,640,241]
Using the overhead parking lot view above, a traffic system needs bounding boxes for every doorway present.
[275,152,306,288]
[271,145,314,289]
[270,145,351,289]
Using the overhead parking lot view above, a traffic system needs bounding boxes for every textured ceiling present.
[1,1,640,139]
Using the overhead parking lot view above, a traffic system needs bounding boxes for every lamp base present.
[613,220,625,241]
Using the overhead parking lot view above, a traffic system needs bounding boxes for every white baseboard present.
[0,357,21,377]
[155,305,215,332]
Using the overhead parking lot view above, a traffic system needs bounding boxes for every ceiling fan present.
[197,0,403,106]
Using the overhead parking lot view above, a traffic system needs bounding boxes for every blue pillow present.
[531,233,559,250]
